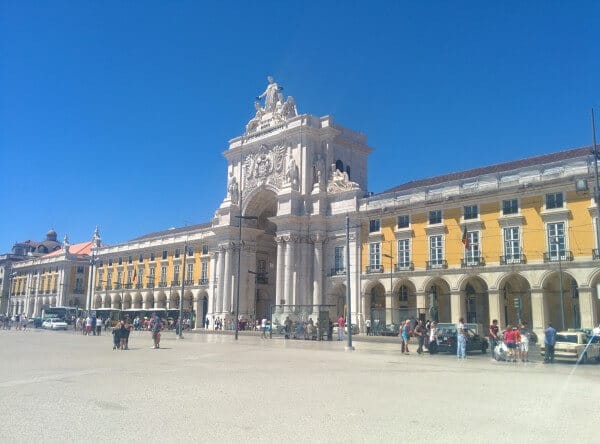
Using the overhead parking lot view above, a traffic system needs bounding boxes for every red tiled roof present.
[43,241,93,258]
[129,222,212,242]
[380,146,593,195]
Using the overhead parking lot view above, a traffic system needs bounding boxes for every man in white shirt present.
[261,318,267,339]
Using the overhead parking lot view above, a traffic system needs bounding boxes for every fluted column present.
[223,245,232,313]
[216,247,225,313]
[207,251,217,316]
[284,237,296,306]
[312,237,323,306]
[276,237,285,306]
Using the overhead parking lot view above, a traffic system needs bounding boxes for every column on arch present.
[577,286,597,329]
[312,236,324,307]
[487,289,506,328]
[530,288,548,333]
[450,290,465,324]
[206,251,217,316]
[222,245,232,314]
[216,247,225,313]
[275,237,285,307]
[284,236,296,306]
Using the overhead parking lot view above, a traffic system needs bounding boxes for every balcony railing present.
[135,283,143,289]
[198,278,209,285]
[158,281,167,288]
[95,285,103,291]
[146,281,155,289]
[365,265,384,273]
[593,249,600,260]
[394,262,414,272]
[500,254,527,265]
[461,257,485,267]
[426,260,448,270]
[543,251,574,263]
[329,267,346,276]
[124,283,132,289]
[171,280,180,286]
[114,283,122,290]
[184,279,194,286]
[106,285,113,290]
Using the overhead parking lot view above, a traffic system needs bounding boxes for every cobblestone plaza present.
[0,329,597,443]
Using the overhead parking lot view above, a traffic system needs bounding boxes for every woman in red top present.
[504,325,517,362]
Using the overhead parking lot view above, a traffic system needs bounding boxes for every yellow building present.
[10,230,95,317]
[359,147,600,335]
[91,223,213,324]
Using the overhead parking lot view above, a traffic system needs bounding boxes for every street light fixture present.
[234,215,257,340]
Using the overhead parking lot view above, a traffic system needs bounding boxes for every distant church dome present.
[46,229,57,242]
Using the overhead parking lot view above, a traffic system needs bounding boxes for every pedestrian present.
[428,321,438,354]
[456,317,467,359]
[414,320,426,355]
[401,319,411,354]
[544,323,557,364]
[365,319,371,336]
[151,314,162,349]
[205,317,210,330]
[21,314,27,331]
[85,315,92,335]
[488,319,499,359]
[96,318,102,336]
[91,316,97,336]
[284,316,292,339]
[261,317,267,339]
[337,315,345,341]
[519,322,530,362]
[112,323,121,350]
[504,324,517,362]
[123,318,132,350]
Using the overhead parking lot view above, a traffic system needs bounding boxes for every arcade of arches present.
[361,271,600,332]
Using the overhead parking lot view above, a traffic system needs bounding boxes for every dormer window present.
[546,192,563,209]
[429,210,442,225]
[464,205,478,220]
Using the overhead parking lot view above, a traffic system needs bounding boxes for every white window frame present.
[429,235,444,266]
[503,227,521,263]
[397,239,411,268]
[369,242,381,270]
[547,222,566,260]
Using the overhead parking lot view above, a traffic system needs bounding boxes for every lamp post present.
[345,215,354,351]
[383,240,393,324]
[234,215,257,340]
[6,272,17,316]
[178,241,187,339]
[552,236,566,330]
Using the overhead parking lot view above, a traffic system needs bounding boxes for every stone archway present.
[461,276,490,328]
[498,274,532,328]
[327,283,346,319]
[133,293,143,309]
[122,293,132,310]
[155,292,167,309]
[423,278,451,323]
[542,271,579,331]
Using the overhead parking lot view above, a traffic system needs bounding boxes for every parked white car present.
[42,318,68,330]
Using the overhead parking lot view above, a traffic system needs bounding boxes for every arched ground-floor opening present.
[327,283,346,319]
[423,278,451,323]
[461,277,490,329]
[542,271,579,331]
[255,288,274,321]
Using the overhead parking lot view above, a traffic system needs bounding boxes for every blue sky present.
[1,1,598,251]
